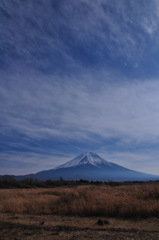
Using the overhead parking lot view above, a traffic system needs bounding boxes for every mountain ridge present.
[15,152,159,182]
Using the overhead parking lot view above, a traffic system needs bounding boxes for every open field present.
[0,183,159,217]
[0,183,159,239]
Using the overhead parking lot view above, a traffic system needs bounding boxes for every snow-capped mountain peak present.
[15,152,159,182]
[56,152,112,169]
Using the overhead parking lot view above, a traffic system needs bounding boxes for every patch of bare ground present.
[0,213,159,240]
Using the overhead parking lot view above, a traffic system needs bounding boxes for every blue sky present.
[1,0,159,175]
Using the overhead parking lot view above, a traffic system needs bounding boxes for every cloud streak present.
[0,151,73,175]
[1,72,159,144]
[1,0,159,74]
[1,0,159,175]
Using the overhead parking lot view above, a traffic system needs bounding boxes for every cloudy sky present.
[1,0,159,175]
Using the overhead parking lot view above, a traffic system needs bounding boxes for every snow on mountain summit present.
[56,152,112,169]
[15,152,159,181]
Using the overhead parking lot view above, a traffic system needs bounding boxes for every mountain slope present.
[16,152,159,181]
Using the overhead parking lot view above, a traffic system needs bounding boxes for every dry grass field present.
[0,183,159,217]
[0,183,159,239]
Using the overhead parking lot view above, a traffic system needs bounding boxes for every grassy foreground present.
[0,183,159,218]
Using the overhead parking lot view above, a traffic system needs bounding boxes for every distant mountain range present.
[15,152,159,181]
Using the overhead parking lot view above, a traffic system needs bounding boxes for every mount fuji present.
[16,152,159,181]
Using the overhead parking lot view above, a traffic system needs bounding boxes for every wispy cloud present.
[0,151,73,175]
[1,72,159,143]
[1,0,159,73]
[1,1,159,175]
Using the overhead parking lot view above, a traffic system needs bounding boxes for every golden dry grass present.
[0,183,159,218]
